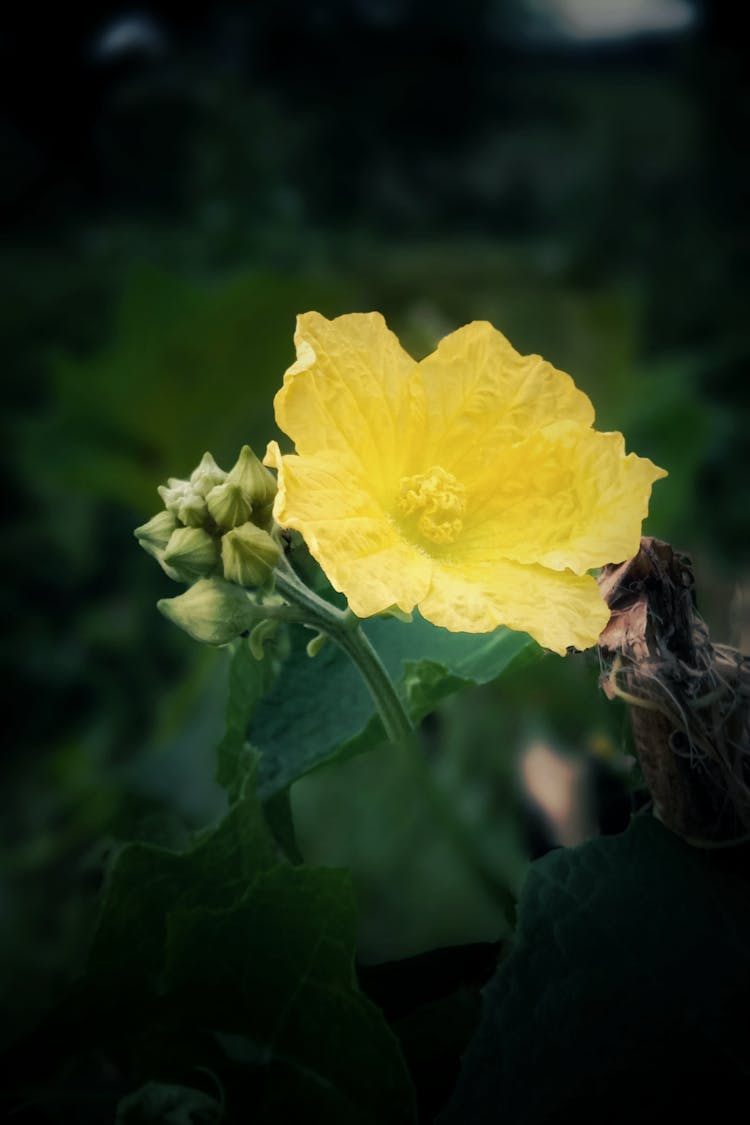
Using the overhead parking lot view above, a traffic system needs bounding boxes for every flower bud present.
[206,481,252,531]
[221,522,281,588]
[158,477,191,514]
[158,577,261,645]
[162,526,220,583]
[134,509,178,560]
[227,445,277,527]
[156,556,184,584]
[190,451,227,498]
[158,463,218,528]
[177,490,208,528]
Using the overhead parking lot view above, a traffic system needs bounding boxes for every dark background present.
[2,0,749,1040]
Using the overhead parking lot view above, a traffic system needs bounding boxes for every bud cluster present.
[135,445,281,591]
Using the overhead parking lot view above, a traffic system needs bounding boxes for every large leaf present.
[10,772,415,1123]
[292,734,524,962]
[215,638,302,860]
[89,778,277,986]
[215,638,274,800]
[253,613,535,799]
[165,866,416,1124]
[116,1082,222,1124]
[441,816,750,1124]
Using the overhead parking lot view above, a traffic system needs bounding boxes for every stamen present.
[397,466,466,546]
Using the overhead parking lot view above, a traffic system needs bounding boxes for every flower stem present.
[274,566,413,745]
[335,625,415,746]
[274,561,516,924]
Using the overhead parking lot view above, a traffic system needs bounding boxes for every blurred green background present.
[2,0,749,1039]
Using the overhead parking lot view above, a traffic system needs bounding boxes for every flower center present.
[397,466,466,546]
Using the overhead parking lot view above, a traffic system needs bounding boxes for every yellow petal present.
[274,312,417,504]
[266,314,667,643]
[410,321,595,483]
[268,442,431,617]
[456,422,667,575]
[419,558,611,655]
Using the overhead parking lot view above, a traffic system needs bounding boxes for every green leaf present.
[261,787,303,864]
[394,989,483,1125]
[254,612,534,798]
[292,735,523,961]
[441,816,750,1124]
[215,640,302,859]
[164,866,416,1124]
[26,771,414,1122]
[116,1082,222,1124]
[215,639,274,799]
[89,777,277,985]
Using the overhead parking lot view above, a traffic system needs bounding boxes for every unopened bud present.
[134,509,178,560]
[206,480,252,531]
[155,477,205,528]
[177,490,207,528]
[227,445,277,527]
[190,451,227,498]
[156,557,183,584]
[158,577,260,645]
[163,526,220,583]
[221,522,280,588]
[158,477,190,514]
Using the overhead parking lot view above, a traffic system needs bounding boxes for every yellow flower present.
[264,313,667,654]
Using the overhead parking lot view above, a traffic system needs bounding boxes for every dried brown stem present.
[598,538,750,843]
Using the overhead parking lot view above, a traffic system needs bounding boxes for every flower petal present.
[267,442,431,617]
[455,422,667,575]
[410,321,595,482]
[274,312,417,503]
[419,557,611,655]
[267,314,665,644]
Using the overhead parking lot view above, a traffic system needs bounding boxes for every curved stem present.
[274,561,515,924]
[275,565,414,745]
[274,563,350,629]
[335,626,415,746]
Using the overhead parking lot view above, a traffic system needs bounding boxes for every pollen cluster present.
[397,465,466,545]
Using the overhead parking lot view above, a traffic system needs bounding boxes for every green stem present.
[274,562,350,628]
[335,626,415,746]
[274,561,516,924]
[275,565,414,746]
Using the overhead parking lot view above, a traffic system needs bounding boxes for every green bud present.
[190,451,227,498]
[158,477,191,514]
[254,500,277,532]
[134,509,178,560]
[206,480,252,531]
[178,493,207,528]
[227,445,277,525]
[156,556,184,584]
[158,577,261,645]
[163,526,220,583]
[156,478,203,527]
[221,522,281,588]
